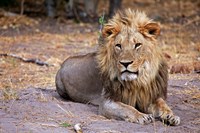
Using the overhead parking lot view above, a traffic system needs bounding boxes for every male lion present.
[56,9,180,126]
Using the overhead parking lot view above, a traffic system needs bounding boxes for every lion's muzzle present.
[119,60,139,81]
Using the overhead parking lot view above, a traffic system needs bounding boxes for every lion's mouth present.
[121,70,139,75]
[121,70,139,81]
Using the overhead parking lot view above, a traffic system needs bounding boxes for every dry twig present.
[0,53,50,66]
[56,104,74,117]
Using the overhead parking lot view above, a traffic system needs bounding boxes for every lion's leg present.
[148,98,180,126]
[99,100,154,125]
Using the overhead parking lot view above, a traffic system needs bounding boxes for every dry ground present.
[0,0,200,132]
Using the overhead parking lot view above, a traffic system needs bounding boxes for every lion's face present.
[113,29,151,81]
[98,10,162,82]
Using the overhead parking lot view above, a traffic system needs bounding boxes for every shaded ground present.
[0,0,200,132]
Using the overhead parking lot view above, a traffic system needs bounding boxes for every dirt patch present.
[0,74,200,132]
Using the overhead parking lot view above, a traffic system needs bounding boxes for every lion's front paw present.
[160,113,180,126]
[135,113,154,125]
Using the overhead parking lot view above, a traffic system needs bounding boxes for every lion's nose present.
[119,60,133,68]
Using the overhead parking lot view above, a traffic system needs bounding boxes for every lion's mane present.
[96,9,168,113]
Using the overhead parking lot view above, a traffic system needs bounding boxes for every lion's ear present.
[140,22,160,38]
[102,24,120,38]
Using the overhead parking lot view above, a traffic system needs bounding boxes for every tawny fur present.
[96,9,167,112]
[56,9,180,126]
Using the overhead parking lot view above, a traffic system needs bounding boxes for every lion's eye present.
[135,43,142,50]
[115,44,122,50]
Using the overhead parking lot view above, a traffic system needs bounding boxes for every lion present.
[56,9,180,126]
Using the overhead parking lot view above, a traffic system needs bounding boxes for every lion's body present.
[56,9,180,126]
[56,53,103,105]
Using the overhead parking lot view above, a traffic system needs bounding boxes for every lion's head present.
[97,9,163,84]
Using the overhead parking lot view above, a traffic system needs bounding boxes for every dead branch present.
[20,0,25,15]
[0,53,51,66]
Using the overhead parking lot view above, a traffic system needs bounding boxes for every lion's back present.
[55,52,103,105]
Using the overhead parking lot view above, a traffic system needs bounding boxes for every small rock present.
[193,62,200,73]
[74,123,82,133]
[170,64,191,74]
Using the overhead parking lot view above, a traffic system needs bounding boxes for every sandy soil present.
[0,0,200,132]
[0,74,200,133]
